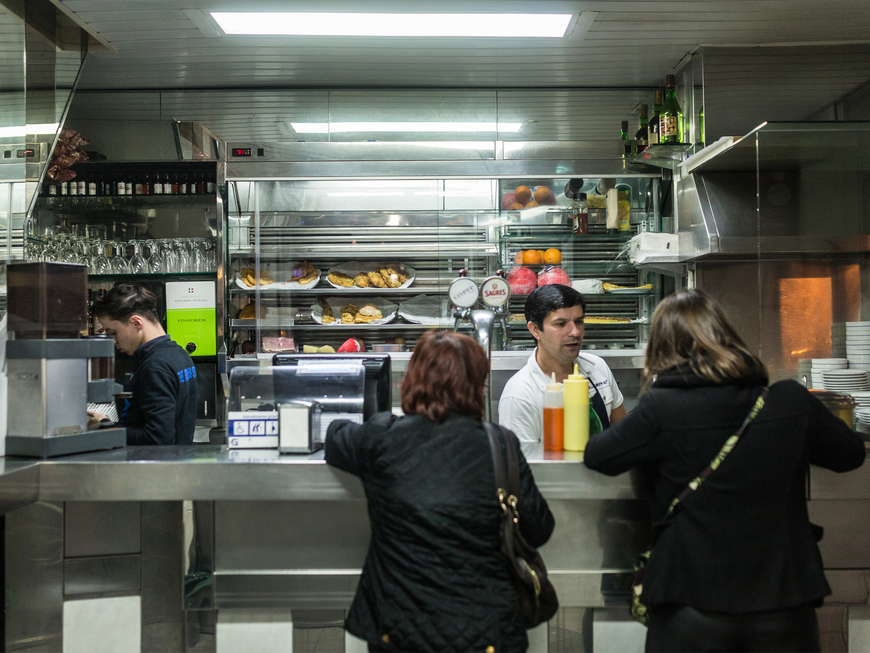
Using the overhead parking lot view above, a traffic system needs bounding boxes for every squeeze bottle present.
[543,373,564,451]
[563,364,590,452]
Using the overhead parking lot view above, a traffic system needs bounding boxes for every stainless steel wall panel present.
[811,461,870,500]
[141,501,185,653]
[227,141,497,162]
[540,500,650,571]
[225,158,658,181]
[214,501,370,571]
[214,573,359,610]
[64,554,140,598]
[0,462,39,516]
[64,501,141,557]
[809,500,870,569]
[6,502,63,652]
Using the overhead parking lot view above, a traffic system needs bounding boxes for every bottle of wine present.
[153,172,164,195]
[635,105,649,153]
[621,120,632,158]
[649,90,663,146]
[659,74,683,145]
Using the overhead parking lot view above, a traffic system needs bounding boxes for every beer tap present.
[448,269,512,421]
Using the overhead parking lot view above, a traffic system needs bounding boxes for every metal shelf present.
[229,244,498,258]
[229,285,452,296]
[89,272,217,281]
[630,143,693,170]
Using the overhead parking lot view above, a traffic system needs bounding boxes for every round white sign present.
[448,277,480,308]
[480,276,511,307]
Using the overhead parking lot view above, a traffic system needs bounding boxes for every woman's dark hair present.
[645,288,767,386]
[92,283,160,324]
[524,284,586,328]
[401,330,489,424]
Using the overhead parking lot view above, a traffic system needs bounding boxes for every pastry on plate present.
[354,273,371,288]
[367,271,387,288]
[341,312,354,324]
[329,271,355,287]
[354,314,377,323]
[358,303,383,319]
[293,261,319,285]
[321,314,336,324]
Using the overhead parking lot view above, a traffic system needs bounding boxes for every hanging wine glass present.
[173,239,190,273]
[160,239,179,273]
[111,242,130,274]
[90,241,111,275]
[128,241,147,274]
[145,239,163,273]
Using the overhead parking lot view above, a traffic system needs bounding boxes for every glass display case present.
[226,175,666,357]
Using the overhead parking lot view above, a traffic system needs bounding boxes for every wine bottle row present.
[44,170,216,198]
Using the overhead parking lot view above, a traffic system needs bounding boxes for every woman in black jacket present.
[326,330,555,653]
[585,289,866,652]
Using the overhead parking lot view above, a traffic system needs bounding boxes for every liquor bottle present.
[124,171,133,196]
[44,179,58,198]
[134,170,149,196]
[153,172,164,195]
[206,170,216,194]
[115,173,126,196]
[635,105,649,153]
[69,176,78,196]
[649,90,663,146]
[163,172,172,195]
[621,120,632,158]
[196,171,206,194]
[76,176,86,196]
[59,180,68,196]
[169,171,179,195]
[659,74,683,145]
[178,171,188,195]
[87,174,97,197]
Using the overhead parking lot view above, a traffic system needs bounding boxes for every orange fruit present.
[544,248,562,264]
[515,185,532,203]
[514,250,524,264]
[536,250,546,258]
[525,200,540,209]
[509,202,524,210]
[523,249,543,265]
[534,186,553,204]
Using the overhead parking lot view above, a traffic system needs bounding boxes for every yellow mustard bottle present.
[563,364,590,452]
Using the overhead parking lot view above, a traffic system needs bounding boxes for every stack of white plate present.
[811,358,849,389]
[821,369,870,392]
[832,322,847,358]
[851,392,870,434]
[846,321,870,369]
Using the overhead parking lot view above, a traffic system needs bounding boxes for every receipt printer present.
[278,400,323,454]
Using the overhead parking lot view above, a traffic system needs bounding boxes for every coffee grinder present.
[5,262,126,457]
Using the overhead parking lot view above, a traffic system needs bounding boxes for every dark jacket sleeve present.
[125,363,181,446]
[804,386,866,472]
[584,391,662,475]
[510,431,556,548]
[325,411,398,477]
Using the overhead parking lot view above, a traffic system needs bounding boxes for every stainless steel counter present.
[0,446,641,504]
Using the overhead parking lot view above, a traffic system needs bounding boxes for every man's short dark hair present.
[93,284,160,324]
[524,284,586,328]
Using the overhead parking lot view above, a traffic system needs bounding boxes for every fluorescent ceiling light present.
[211,12,571,38]
[0,123,59,138]
[291,122,522,133]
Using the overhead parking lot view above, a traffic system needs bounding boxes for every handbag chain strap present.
[485,422,521,522]
[663,387,769,521]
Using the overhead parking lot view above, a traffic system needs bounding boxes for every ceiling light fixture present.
[0,123,60,138]
[211,12,572,38]
[290,122,522,133]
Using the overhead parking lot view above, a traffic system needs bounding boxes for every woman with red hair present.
[326,329,555,652]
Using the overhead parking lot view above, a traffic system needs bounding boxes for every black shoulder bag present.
[484,422,559,628]
[630,387,768,626]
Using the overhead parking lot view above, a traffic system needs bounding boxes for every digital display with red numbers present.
[231,147,252,157]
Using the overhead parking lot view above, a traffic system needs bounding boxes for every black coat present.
[584,365,866,613]
[326,412,555,652]
[121,335,198,445]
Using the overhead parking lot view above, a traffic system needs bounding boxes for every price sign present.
[480,276,511,307]
[448,277,479,308]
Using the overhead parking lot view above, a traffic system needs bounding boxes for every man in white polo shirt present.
[499,284,627,457]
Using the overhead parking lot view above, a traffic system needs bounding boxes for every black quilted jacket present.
[326,412,555,653]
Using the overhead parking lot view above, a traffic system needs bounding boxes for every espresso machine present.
[5,262,126,457]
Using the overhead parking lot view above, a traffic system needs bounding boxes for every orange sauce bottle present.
[543,373,564,451]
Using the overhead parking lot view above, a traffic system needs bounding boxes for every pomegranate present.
[507,266,538,295]
[537,266,571,287]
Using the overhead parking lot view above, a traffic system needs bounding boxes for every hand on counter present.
[87,410,109,430]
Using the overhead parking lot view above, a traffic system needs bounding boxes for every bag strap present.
[663,387,769,521]
[484,421,510,496]
[484,422,523,520]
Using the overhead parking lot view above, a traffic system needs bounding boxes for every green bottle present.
[659,74,683,145]
[649,90,663,145]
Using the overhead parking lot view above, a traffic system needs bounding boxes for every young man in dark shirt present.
[88,284,197,445]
